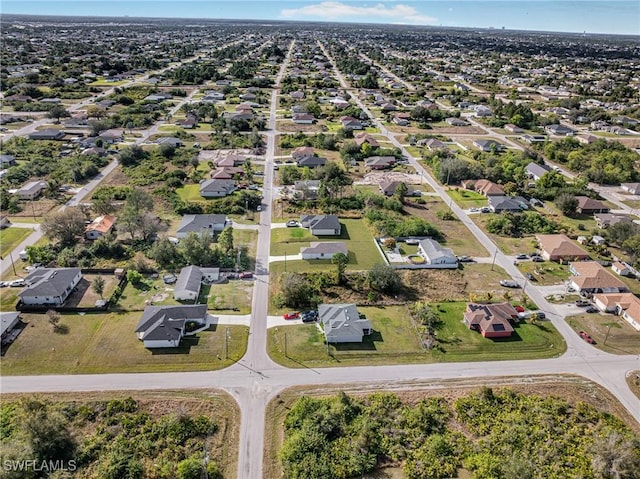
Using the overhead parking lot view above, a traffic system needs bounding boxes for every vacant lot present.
[566,313,640,355]
[0,227,32,256]
[0,312,249,375]
[517,261,571,286]
[202,280,253,315]
[267,301,564,368]
[65,274,119,307]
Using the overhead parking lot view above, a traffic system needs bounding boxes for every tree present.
[92,195,116,216]
[555,193,578,216]
[395,182,408,201]
[218,226,234,253]
[41,207,86,245]
[92,276,105,299]
[332,252,348,285]
[367,263,402,294]
[412,302,441,337]
[149,238,180,269]
[47,105,70,123]
[46,309,61,333]
[278,273,317,308]
[120,189,154,240]
[178,233,213,266]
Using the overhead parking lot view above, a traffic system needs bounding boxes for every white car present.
[499,279,519,288]
[8,279,25,287]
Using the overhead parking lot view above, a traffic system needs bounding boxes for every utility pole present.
[284,249,287,272]
[224,327,229,359]
[284,332,288,358]
[491,248,498,271]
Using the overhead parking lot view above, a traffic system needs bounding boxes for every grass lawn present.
[270,219,383,271]
[0,312,249,375]
[516,261,571,286]
[267,301,564,368]
[118,278,182,310]
[176,184,204,202]
[0,227,33,256]
[0,288,20,310]
[202,280,253,315]
[446,189,488,208]
[566,313,640,355]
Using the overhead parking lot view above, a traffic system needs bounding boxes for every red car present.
[283,312,300,320]
[579,331,596,344]
[514,305,525,313]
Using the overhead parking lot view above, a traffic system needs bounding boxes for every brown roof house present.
[575,196,609,214]
[535,234,590,262]
[569,262,628,295]
[592,293,640,332]
[464,303,518,338]
[84,215,116,240]
[461,179,504,197]
[354,133,380,148]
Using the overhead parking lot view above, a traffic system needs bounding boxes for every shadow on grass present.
[150,336,200,355]
[332,330,383,351]
[488,329,523,343]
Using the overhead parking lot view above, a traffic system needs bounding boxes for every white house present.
[176,214,228,239]
[84,215,116,240]
[418,239,458,267]
[300,242,348,260]
[318,303,372,343]
[135,305,208,348]
[16,180,48,200]
[612,261,632,277]
[300,215,341,236]
[18,268,82,306]
[173,265,220,301]
[592,293,640,332]
[199,179,237,198]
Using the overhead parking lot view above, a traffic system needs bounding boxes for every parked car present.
[405,238,419,245]
[525,272,536,281]
[457,255,474,262]
[515,254,528,260]
[283,312,300,320]
[286,220,299,227]
[514,305,525,313]
[256,205,262,212]
[239,272,253,279]
[480,207,491,213]
[531,256,544,262]
[529,310,546,320]
[0,281,8,288]
[499,279,519,288]
[585,306,598,313]
[301,311,318,323]
[8,279,25,287]
[469,207,479,212]
[579,330,596,344]
[575,299,590,307]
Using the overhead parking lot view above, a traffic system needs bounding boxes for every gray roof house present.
[16,180,48,200]
[1,312,21,342]
[157,137,183,147]
[365,156,396,170]
[473,139,503,152]
[173,266,220,301]
[318,303,373,343]
[199,179,237,198]
[28,129,65,141]
[418,239,458,267]
[176,214,228,238]
[0,155,17,167]
[545,124,575,136]
[621,183,640,195]
[301,242,348,260]
[297,156,327,168]
[135,304,207,348]
[488,195,530,213]
[300,215,341,236]
[379,180,413,197]
[18,268,82,306]
[525,162,552,181]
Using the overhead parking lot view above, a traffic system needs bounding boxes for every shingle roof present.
[300,214,340,231]
[301,242,348,255]
[135,305,207,341]
[18,268,80,299]
[318,303,371,340]
[175,266,203,295]
[570,262,627,291]
[536,234,589,259]
[177,214,228,235]
[418,239,457,263]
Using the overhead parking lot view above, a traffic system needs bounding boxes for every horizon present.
[1,1,639,36]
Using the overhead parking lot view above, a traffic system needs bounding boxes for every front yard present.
[446,188,488,208]
[267,301,565,368]
[0,312,249,375]
[0,227,33,256]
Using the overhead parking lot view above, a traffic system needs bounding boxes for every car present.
[579,330,596,344]
[301,311,318,323]
[273,164,279,170]
[529,310,546,320]
[286,220,299,227]
[405,238,419,245]
[24,263,42,272]
[575,299,590,307]
[585,306,598,313]
[8,279,25,287]
[525,272,536,281]
[499,279,519,288]
[283,312,300,320]
[0,281,8,288]
[457,255,474,262]
[514,305,525,313]
[239,272,253,279]
[480,207,491,213]
[515,254,528,260]
[531,256,544,263]
[256,205,262,212]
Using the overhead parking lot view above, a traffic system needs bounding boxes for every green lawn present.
[516,261,571,286]
[267,302,565,368]
[0,227,33,256]
[446,189,488,208]
[118,279,182,310]
[176,184,204,202]
[0,312,249,375]
[202,281,253,315]
[566,313,640,355]
[270,219,384,272]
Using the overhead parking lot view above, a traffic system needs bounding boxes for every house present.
[354,133,379,148]
[418,239,458,267]
[575,196,609,214]
[28,129,65,141]
[318,303,373,343]
[18,268,82,306]
[379,180,413,197]
[525,162,552,181]
[99,129,124,144]
[488,195,529,213]
[612,261,632,277]
[292,113,315,124]
[445,117,468,127]
[473,139,503,152]
[0,155,17,167]
[462,179,504,196]
[180,115,198,129]
[291,146,315,160]
[297,156,326,168]
[1,312,21,344]
[594,213,632,229]
[424,139,445,151]
[464,302,517,338]
[569,261,628,294]
[545,124,575,136]
[135,304,207,348]
[215,153,246,167]
[0,215,11,229]
[621,183,640,195]
[300,242,348,260]
[576,134,598,145]
[199,179,237,198]
[504,124,523,133]
[536,234,590,262]
[84,215,116,240]
[592,293,640,331]
[173,266,220,301]
[340,116,363,130]
[291,180,321,200]
[157,137,183,147]
[365,156,396,170]
[16,180,48,200]
[176,214,228,238]
[592,235,606,246]
[210,167,242,180]
[300,214,341,236]
[202,92,225,102]
[522,134,547,144]
[392,115,409,126]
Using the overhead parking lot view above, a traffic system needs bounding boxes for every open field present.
[566,312,640,355]
[268,301,564,368]
[0,312,249,374]
[0,227,32,256]
[176,184,204,202]
[202,280,253,315]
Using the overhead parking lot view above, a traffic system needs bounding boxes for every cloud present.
[280,2,437,25]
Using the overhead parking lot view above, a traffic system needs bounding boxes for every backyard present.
[202,280,253,315]
[267,301,564,368]
[0,312,249,374]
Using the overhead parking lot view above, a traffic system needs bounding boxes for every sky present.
[1,1,639,35]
